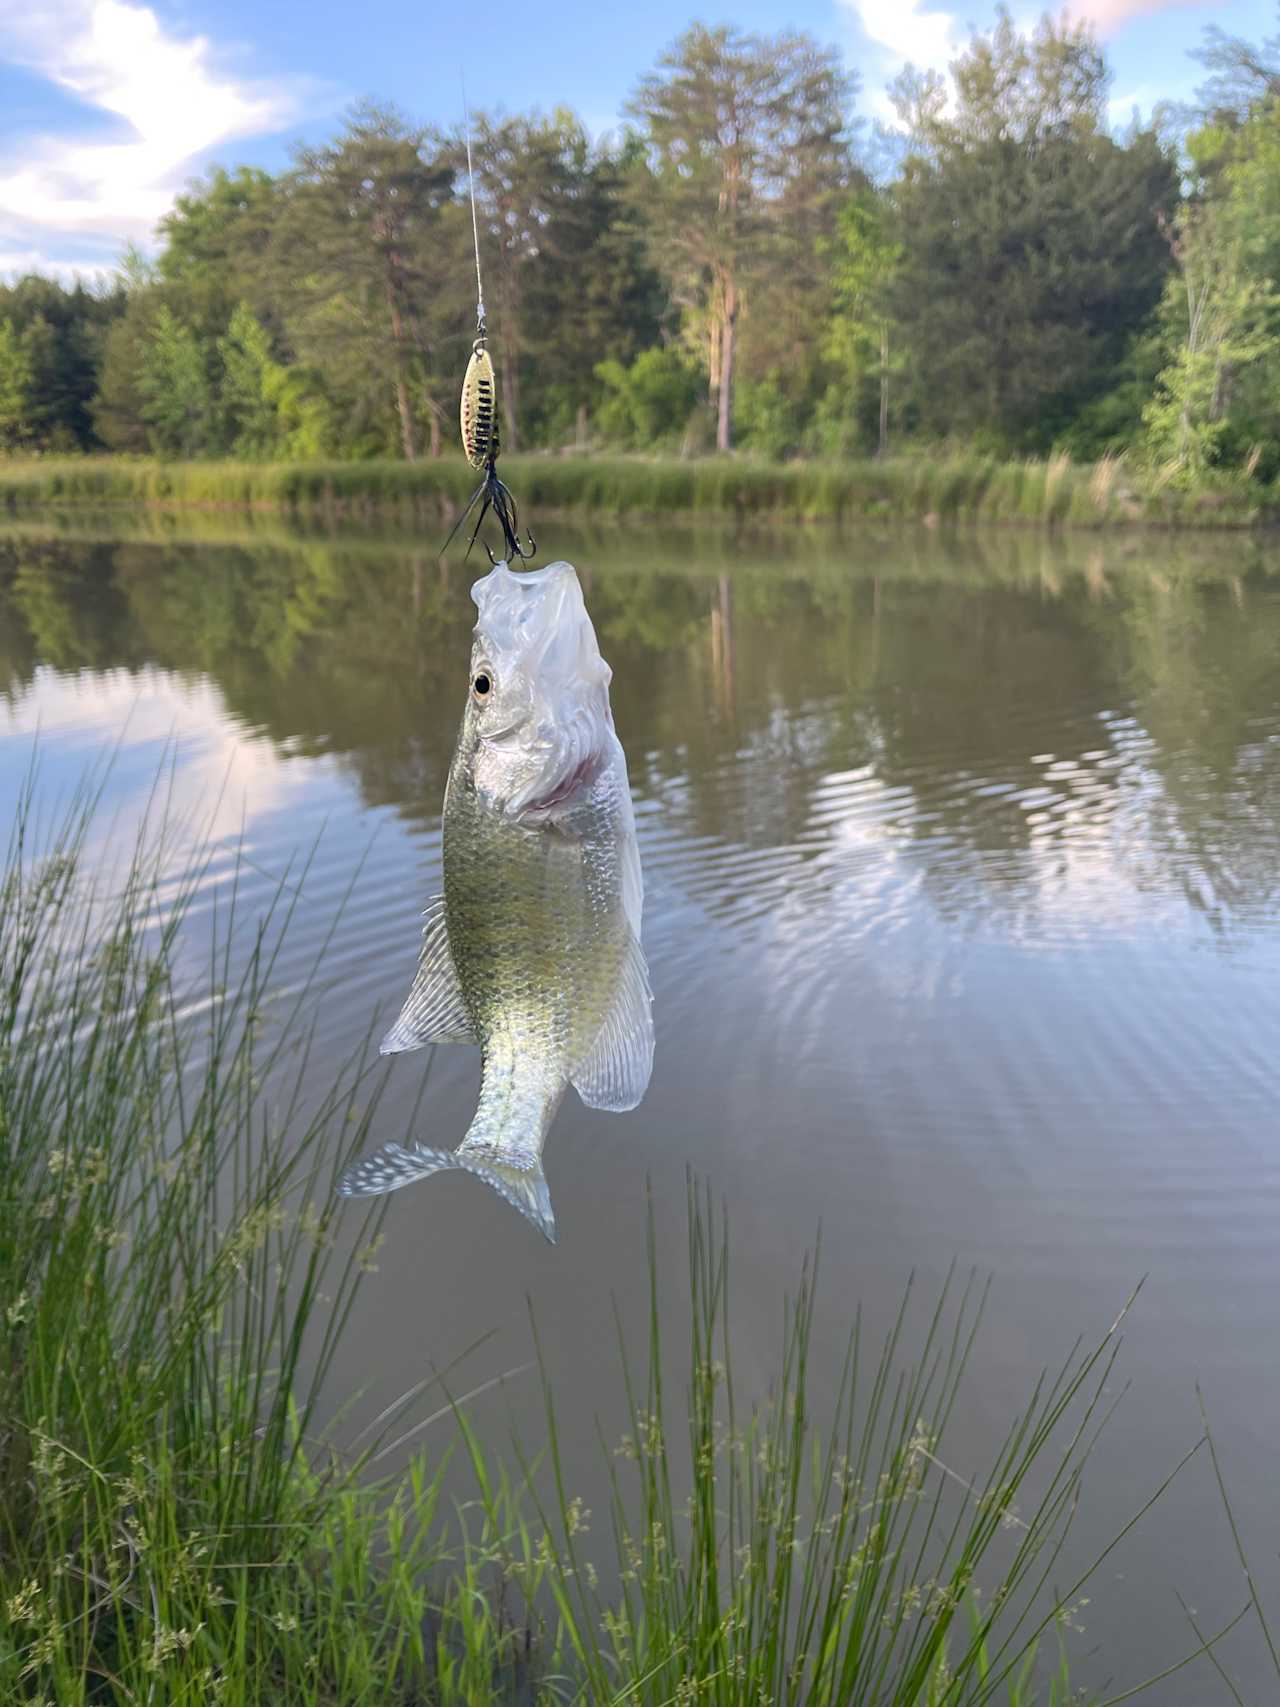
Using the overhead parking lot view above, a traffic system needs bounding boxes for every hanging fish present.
[338,560,653,1241]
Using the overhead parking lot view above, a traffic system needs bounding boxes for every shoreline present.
[1,451,1277,532]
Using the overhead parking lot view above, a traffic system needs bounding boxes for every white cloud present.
[841,0,963,125]
[0,0,297,270]
[845,0,961,77]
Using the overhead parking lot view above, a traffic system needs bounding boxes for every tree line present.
[1,6,1278,483]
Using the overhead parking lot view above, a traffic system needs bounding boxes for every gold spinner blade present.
[461,342,498,471]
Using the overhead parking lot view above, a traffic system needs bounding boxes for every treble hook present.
[485,530,536,568]
[441,454,536,566]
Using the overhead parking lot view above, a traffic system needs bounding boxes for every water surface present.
[3,514,1279,1699]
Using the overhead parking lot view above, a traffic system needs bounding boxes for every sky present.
[0,0,1275,279]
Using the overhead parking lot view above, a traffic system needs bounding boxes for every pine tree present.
[890,9,1177,450]
[628,25,855,452]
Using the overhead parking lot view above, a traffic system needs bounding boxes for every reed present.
[460,1181,1238,1707]
[0,769,526,1704]
[0,452,1273,529]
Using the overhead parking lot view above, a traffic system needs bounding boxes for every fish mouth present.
[479,720,525,745]
[479,560,572,592]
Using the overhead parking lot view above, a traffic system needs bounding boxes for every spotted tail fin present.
[337,1142,555,1244]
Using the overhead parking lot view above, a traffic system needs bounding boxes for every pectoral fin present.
[380,897,476,1054]
[570,933,654,1112]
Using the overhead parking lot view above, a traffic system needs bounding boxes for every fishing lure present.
[443,335,534,564]
[441,116,534,565]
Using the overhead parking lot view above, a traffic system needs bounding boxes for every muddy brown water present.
[3,515,1279,1700]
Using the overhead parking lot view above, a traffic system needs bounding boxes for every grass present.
[0,767,490,1703]
[1193,1393,1280,1707]
[464,1194,1244,1707]
[0,766,1259,1702]
[0,450,1275,530]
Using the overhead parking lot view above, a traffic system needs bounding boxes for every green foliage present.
[734,373,804,457]
[1060,327,1165,459]
[465,108,665,452]
[596,347,704,447]
[823,189,902,454]
[279,103,462,461]
[829,193,899,354]
[157,165,280,339]
[1144,93,1280,482]
[0,320,35,451]
[890,10,1177,453]
[219,303,336,460]
[5,9,1280,473]
[92,287,159,453]
[518,142,666,441]
[219,301,281,455]
[0,277,124,451]
[138,306,223,457]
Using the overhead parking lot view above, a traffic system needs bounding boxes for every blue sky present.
[0,0,1275,277]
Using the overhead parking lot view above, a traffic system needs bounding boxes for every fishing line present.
[462,79,486,337]
[442,84,535,566]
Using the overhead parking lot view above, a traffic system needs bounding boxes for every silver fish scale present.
[445,732,630,1172]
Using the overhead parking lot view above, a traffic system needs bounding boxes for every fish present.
[337,559,653,1242]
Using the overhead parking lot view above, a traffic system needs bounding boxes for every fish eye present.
[472,671,492,698]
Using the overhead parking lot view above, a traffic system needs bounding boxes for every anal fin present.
[380,896,476,1054]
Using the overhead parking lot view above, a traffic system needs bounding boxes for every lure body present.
[442,336,534,564]
[460,342,498,471]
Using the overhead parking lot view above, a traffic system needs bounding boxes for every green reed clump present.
[1,451,1275,529]
[456,1186,1234,1707]
[0,773,538,1705]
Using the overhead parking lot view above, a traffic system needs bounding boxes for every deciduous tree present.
[0,321,34,451]
[828,190,900,457]
[279,104,464,460]
[138,308,221,457]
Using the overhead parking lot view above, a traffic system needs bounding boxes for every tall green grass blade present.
[1198,1384,1280,1686]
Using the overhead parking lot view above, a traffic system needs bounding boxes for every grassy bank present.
[0,774,1256,1703]
[0,450,1276,529]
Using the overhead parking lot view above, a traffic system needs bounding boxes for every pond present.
[2,512,1279,1700]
